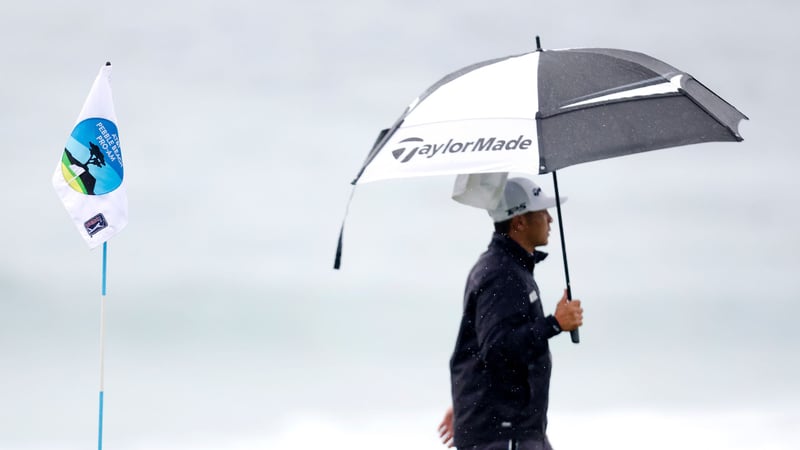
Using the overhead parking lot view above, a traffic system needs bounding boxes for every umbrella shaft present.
[552,171,580,344]
[551,171,571,298]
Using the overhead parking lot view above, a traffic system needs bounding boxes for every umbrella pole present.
[552,171,580,344]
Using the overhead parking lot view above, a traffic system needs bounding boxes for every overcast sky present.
[1,1,798,449]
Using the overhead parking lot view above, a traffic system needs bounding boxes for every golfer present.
[443,177,583,450]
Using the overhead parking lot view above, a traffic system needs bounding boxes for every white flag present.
[52,62,127,248]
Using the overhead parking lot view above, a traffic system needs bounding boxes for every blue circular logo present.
[60,118,124,195]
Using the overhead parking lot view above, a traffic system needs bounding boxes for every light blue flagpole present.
[98,242,108,450]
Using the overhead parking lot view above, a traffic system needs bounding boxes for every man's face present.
[522,209,552,247]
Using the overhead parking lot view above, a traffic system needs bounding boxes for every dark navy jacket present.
[450,233,562,448]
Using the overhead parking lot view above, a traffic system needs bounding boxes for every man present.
[443,177,583,450]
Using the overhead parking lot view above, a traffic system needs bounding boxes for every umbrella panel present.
[537,93,742,173]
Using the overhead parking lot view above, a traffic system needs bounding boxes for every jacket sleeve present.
[474,277,561,367]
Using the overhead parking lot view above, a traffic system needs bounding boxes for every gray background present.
[1,1,798,449]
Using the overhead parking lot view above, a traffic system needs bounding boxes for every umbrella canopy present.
[353,44,747,185]
[338,40,747,342]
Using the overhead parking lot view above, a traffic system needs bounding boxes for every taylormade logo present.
[391,135,534,163]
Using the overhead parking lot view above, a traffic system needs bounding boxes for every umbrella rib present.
[352,124,402,184]
[537,92,684,119]
[558,75,679,107]
[678,88,745,140]
[680,77,749,121]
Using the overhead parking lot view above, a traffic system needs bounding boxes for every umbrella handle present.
[566,287,580,344]
[570,328,580,343]
[552,171,580,344]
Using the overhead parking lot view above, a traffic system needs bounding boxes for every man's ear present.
[511,215,525,232]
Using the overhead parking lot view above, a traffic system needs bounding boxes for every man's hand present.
[554,289,583,331]
[438,406,454,447]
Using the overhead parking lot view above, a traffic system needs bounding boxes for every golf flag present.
[53,62,127,248]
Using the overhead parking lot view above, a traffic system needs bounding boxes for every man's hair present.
[494,219,512,234]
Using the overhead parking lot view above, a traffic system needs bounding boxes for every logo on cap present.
[532,188,541,197]
[506,203,527,217]
[84,213,108,237]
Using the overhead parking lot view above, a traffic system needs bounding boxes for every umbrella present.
[336,37,747,343]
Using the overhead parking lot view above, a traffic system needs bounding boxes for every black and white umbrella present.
[337,38,747,342]
[353,40,745,183]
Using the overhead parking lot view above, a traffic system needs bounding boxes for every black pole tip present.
[535,36,542,51]
[105,61,111,66]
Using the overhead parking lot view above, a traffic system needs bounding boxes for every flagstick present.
[98,242,108,450]
[551,171,580,344]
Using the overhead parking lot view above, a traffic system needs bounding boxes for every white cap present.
[487,177,566,222]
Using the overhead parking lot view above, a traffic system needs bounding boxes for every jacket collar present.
[490,232,548,272]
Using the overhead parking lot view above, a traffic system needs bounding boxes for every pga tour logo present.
[391,135,534,164]
[84,213,108,237]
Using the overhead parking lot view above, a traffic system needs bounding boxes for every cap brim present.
[538,195,567,211]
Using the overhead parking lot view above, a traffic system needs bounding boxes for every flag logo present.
[84,213,108,237]
[60,118,123,195]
